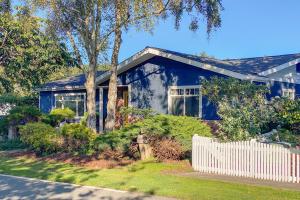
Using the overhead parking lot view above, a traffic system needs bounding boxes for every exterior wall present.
[115,56,225,120]
[39,89,100,114]
[40,56,300,124]
[269,81,300,98]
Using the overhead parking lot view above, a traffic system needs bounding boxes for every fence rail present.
[192,135,300,183]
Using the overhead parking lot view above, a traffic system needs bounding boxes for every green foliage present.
[60,123,97,154]
[0,93,38,106]
[0,9,76,95]
[95,114,211,155]
[202,77,269,104]
[0,117,8,136]
[0,139,28,151]
[272,98,300,128]
[270,129,300,146]
[202,77,275,141]
[19,122,63,155]
[217,96,275,141]
[119,107,155,119]
[6,106,41,125]
[49,108,75,126]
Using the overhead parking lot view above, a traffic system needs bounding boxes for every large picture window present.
[54,93,86,117]
[168,86,202,118]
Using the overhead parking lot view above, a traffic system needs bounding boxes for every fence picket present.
[192,135,299,183]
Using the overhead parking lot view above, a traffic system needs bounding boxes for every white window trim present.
[282,88,295,100]
[54,93,86,118]
[168,85,202,118]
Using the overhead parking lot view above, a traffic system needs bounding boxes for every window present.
[168,86,202,118]
[282,88,295,100]
[54,93,86,117]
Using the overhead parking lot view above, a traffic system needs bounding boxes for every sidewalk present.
[0,174,175,200]
[180,172,300,191]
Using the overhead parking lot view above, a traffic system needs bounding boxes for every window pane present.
[63,101,77,114]
[78,101,85,117]
[185,96,200,117]
[171,96,184,116]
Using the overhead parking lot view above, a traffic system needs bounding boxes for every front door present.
[99,86,129,132]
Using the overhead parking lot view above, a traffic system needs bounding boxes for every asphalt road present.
[0,174,175,200]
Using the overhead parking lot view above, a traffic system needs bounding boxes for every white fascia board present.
[38,86,86,92]
[258,58,300,76]
[95,47,268,85]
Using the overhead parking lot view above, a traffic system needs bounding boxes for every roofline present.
[258,58,300,76]
[95,47,269,84]
[38,86,86,92]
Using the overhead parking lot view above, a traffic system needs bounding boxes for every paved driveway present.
[0,174,175,200]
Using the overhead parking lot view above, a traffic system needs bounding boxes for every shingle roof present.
[41,71,107,90]
[41,47,300,90]
[149,47,300,75]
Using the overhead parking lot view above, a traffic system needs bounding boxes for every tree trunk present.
[105,0,122,131]
[85,56,97,132]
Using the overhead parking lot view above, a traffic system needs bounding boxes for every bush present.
[60,123,97,154]
[151,138,184,161]
[19,122,63,155]
[0,139,28,150]
[49,108,75,126]
[7,106,41,125]
[95,114,211,158]
[270,129,300,146]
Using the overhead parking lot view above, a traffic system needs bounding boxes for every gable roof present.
[149,47,300,75]
[39,47,300,91]
[40,71,106,91]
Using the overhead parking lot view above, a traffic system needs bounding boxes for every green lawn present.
[0,156,299,200]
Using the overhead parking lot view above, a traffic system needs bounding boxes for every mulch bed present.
[2,150,133,169]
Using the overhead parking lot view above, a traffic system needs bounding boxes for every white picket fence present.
[192,135,300,183]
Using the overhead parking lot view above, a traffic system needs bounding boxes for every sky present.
[119,0,300,61]
[12,0,300,62]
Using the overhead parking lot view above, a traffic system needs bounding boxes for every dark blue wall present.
[115,56,225,120]
[40,56,300,122]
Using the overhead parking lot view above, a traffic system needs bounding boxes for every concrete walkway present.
[0,174,175,200]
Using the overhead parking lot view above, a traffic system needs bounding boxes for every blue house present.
[39,47,300,131]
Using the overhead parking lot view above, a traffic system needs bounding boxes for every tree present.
[105,0,223,130]
[0,0,11,14]
[28,0,111,132]
[29,0,223,132]
[0,6,75,95]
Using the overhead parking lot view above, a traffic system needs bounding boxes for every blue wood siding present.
[115,56,226,120]
[40,55,300,123]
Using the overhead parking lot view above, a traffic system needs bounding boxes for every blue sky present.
[120,0,300,61]
[13,0,300,61]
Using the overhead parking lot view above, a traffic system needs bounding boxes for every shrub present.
[95,114,211,158]
[202,77,276,141]
[19,122,63,155]
[270,129,300,146]
[49,108,75,126]
[60,123,97,154]
[151,138,184,161]
[0,139,28,151]
[7,106,41,125]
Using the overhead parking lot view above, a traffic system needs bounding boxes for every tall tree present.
[0,6,75,95]
[28,0,110,131]
[0,0,11,14]
[104,0,223,130]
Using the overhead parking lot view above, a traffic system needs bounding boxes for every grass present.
[0,155,299,200]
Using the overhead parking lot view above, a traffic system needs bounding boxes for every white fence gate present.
[192,135,300,183]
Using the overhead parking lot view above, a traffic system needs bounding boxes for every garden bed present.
[2,150,133,169]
